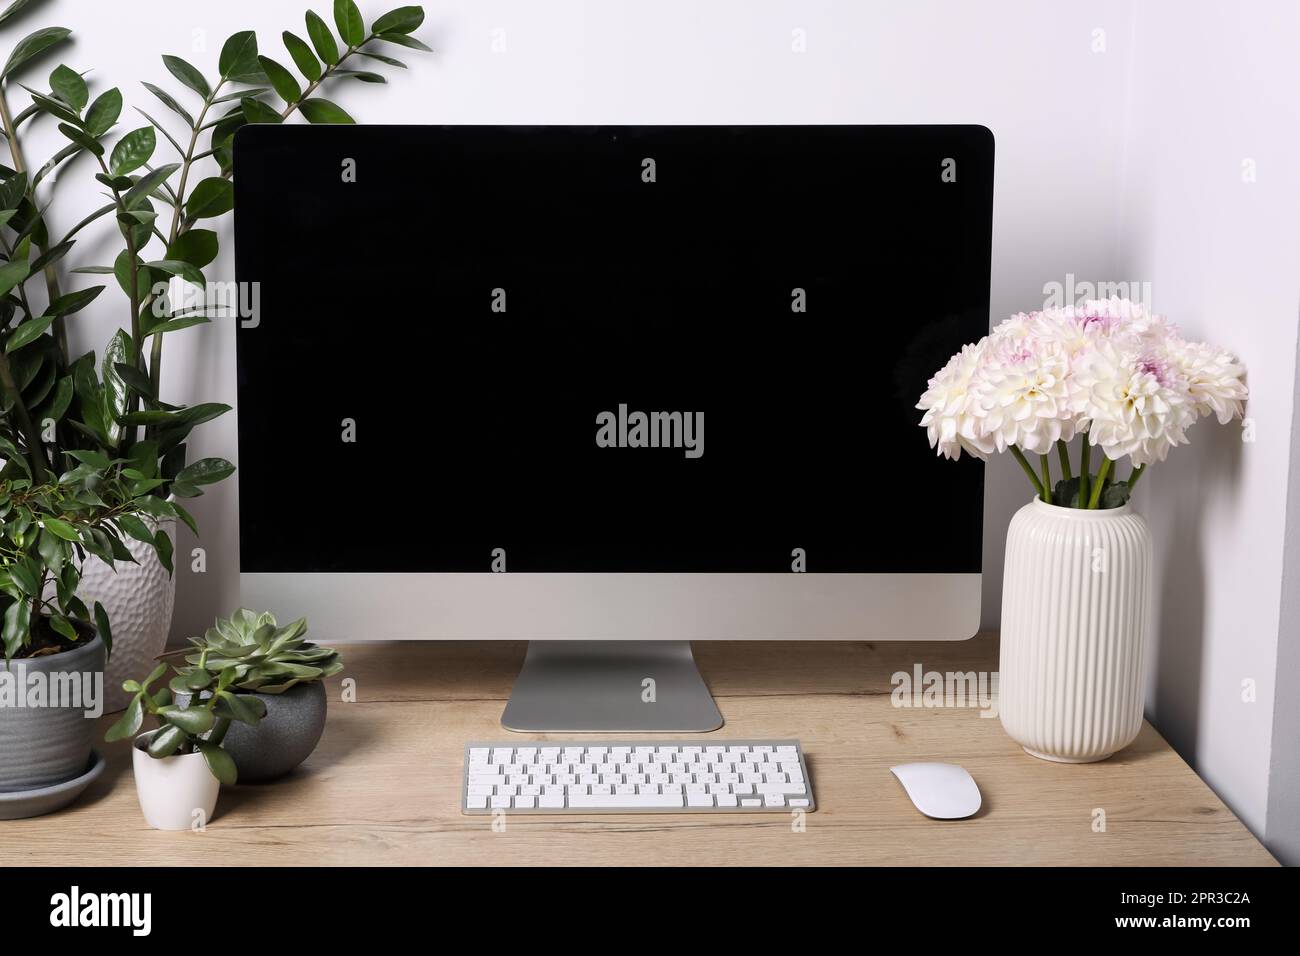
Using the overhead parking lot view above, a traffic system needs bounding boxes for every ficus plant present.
[105,660,266,784]
[0,1,427,660]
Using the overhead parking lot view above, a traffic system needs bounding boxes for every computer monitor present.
[232,125,991,732]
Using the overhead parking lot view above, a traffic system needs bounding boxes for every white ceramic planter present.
[132,731,219,831]
[998,498,1153,763]
[77,517,177,712]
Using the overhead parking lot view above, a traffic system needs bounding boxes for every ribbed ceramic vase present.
[999,498,1153,763]
[75,517,177,712]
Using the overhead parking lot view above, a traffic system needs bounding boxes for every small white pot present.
[132,731,220,831]
[998,498,1153,763]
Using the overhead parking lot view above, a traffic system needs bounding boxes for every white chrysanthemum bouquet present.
[916,297,1248,508]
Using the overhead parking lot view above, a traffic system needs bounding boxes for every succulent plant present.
[177,608,343,694]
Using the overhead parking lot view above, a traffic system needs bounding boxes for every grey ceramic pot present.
[0,630,105,795]
[221,681,328,783]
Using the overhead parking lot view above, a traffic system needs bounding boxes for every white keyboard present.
[462,739,815,813]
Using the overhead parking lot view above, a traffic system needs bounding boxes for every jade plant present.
[0,1,428,660]
[173,608,343,695]
[105,660,265,784]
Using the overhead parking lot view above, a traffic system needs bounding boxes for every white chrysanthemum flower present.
[971,333,1079,456]
[1075,337,1196,466]
[916,338,994,460]
[1168,338,1248,424]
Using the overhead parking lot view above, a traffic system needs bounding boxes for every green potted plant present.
[1,0,426,816]
[171,609,342,782]
[105,660,264,829]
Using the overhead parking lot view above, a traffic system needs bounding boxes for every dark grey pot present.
[0,632,105,798]
[221,681,328,783]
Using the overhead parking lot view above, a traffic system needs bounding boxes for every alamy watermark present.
[1043,273,1153,314]
[891,663,998,718]
[0,664,102,718]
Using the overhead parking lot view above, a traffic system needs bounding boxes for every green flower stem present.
[1128,462,1147,491]
[1039,454,1051,503]
[1079,439,1091,508]
[1009,445,1045,500]
[1087,456,1112,509]
[1056,439,1072,482]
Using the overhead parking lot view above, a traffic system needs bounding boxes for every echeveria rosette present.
[915,297,1249,507]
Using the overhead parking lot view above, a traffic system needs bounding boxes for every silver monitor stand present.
[500,641,723,732]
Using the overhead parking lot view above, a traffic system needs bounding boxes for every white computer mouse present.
[890,762,982,819]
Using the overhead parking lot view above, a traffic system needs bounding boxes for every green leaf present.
[101,328,134,441]
[1101,480,1132,509]
[334,69,385,84]
[143,315,209,337]
[49,613,77,642]
[112,360,156,399]
[1,26,71,80]
[113,248,151,303]
[140,81,194,128]
[115,513,155,545]
[217,689,265,726]
[104,694,144,742]
[282,30,322,82]
[49,63,88,111]
[240,95,282,125]
[122,162,180,208]
[67,448,112,469]
[257,54,300,105]
[154,527,173,575]
[219,30,259,78]
[305,10,340,65]
[57,121,102,157]
[145,258,205,288]
[0,257,31,299]
[197,740,237,785]
[135,495,178,520]
[47,285,104,317]
[146,723,188,758]
[376,32,431,52]
[4,314,53,353]
[299,98,354,124]
[355,50,406,68]
[84,87,123,138]
[1051,477,1082,509]
[93,601,113,658]
[372,6,425,35]
[176,457,235,486]
[0,0,42,29]
[42,517,81,541]
[44,375,73,421]
[162,54,211,99]
[109,126,156,176]
[166,228,217,268]
[159,703,213,735]
[184,177,234,219]
[335,0,366,46]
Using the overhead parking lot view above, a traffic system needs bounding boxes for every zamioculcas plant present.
[0,1,428,661]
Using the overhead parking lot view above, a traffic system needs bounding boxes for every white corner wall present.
[1115,0,1300,851]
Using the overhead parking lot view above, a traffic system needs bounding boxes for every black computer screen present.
[233,125,990,572]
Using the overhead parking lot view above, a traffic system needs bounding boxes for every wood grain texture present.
[0,633,1276,866]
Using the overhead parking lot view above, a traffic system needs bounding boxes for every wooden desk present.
[2,634,1276,866]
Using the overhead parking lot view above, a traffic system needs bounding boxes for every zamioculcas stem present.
[1009,445,1045,500]
[1079,438,1092,508]
[1039,454,1051,503]
[1088,456,1112,509]
[1056,439,1072,482]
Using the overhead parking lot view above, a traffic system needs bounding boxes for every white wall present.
[1116,0,1300,852]
[8,0,1297,852]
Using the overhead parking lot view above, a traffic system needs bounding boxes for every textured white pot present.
[999,498,1153,763]
[77,517,176,712]
[132,730,220,831]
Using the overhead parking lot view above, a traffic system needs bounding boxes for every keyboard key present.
[569,793,684,809]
